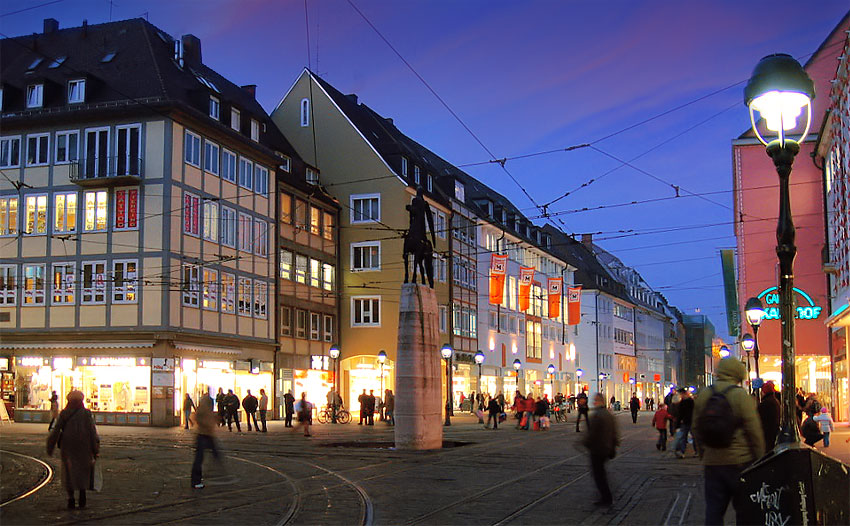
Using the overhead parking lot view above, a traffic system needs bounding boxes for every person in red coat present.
[651,403,673,451]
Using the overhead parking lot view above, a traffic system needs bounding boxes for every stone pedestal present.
[394,283,443,450]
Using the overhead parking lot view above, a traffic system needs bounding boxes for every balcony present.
[70,156,143,187]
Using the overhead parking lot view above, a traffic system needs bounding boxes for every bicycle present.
[316,404,351,424]
[552,403,568,423]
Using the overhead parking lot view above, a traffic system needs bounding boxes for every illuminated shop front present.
[175,358,273,418]
[341,355,395,414]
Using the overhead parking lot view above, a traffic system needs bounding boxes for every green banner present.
[720,249,740,337]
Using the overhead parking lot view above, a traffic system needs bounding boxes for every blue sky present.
[3,0,848,340]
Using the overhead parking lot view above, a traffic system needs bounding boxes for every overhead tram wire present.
[0,0,64,18]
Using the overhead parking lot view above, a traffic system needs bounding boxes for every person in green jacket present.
[694,358,765,525]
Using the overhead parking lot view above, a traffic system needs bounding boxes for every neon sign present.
[757,287,823,321]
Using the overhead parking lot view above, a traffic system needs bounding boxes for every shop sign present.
[152,358,174,372]
[77,357,145,367]
[622,372,629,383]
[152,372,172,387]
[757,287,823,320]
[17,357,49,367]
[311,355,329,371]
[200,360,232,370]
[0,357,8,371]
[52,357,73,370]
[653,373,662,382]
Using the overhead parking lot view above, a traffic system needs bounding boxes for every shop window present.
[0,196,19,236]
[352,296,380,327]
[220,206,237,247]
[183,192,200,237]
[295,255,307,284]
[310,258,320,288]
[26,133,49,166]
[53,192,77,233]
[253,219,268,257]
[113,260,137,304]
[296,309,307,338]
[351,242,380,271]
[0,136,21,168]
[350,194,380,223]
[323,314,333,342]
[76,359,151,413]
[280,250,293,280]
[0,264,17,305]
[221,272,236,313]
[253,281,267,319]
[23,264,46,305]
[238,157,253,190]
[52,262,75,305]
[322,263,334,291]
[237,277,252,316]
[81,261,106,304]
[83,190,107,232]
[24,194,48,235]
[203,200,218,242]
[202,268,218,310]
[254,164,268,197]
[221,149,237,183]
[281,306,292,336]
[310,206,320,235]
[184,130,201,167]
[322,211,333,240]
[310,312,320,340]
[281,193,292,224]
[182,264,200,307]
[114,187,139,231]
[204,141,220,176]
[238,212,252,252]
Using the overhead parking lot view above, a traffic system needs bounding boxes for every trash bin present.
[614,401,621,411]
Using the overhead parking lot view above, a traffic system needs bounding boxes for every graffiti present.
[764,511,791,526]
[799,481,808,526]
[750,482,784,511]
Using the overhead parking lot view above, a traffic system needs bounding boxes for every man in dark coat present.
[582,393,619,506]
[757,381,780,450]
[242,390,259,431]
[215,387,226,427]
[575,390,590,432]
[366,390,376,425]
[224,389,241,432]
[358,389,368,425]
[284,390,295,428]
[629,394,641,424]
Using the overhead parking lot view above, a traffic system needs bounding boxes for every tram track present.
[0,450,54,508]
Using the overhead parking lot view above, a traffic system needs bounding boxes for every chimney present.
[385,117,394,126]
[581,233,593,248]
[82,19,88,37]
[241,84,257,99]
[181,34,202,65]
[43,18,59,34]
[345,94,358,104]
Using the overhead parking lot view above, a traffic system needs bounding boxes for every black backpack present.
[695,385,742,448]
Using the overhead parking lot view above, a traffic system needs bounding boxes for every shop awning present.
[173,343,242,355]
[0,341,155,350]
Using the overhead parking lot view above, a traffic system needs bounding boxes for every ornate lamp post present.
[576,368,583,395]
[329,345,340,423]
[745,297,765,383]
[719,346,731,358]
[474,350,485,423]
[547,364,555,398]
[513,359,522,395]
[441,344,453,426]
[741,333,755,392]
[377,349,387,420]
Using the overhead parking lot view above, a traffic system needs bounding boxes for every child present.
[812,407,835,447]
[651,403,672,451]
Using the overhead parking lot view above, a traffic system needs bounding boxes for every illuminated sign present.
[757,287,823,321]
[52,357,73,370]
[77,357,146,367]
[200,360,232,370]
[0,357,8,371]
[18,357,48,367]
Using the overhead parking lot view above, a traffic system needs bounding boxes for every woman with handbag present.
[46,390,100,509]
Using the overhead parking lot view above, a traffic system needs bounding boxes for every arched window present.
[300,98,310,127]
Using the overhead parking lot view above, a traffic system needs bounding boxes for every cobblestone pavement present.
[1,411,848,525]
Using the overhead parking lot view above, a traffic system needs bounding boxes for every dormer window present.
[279,155,291,172]
[26,84,43,108]
[209,96,220,120]
[427,174,432,192]
[48,56,66,69]
[230,108,240,131]
[306,168,319,185]
[401,157,408,176]
[68,79,85,104]
[414,165,420,185]
[300,98,310,127]
[454,181,465,202]
[250,119,260,142]
[27,58,43,71]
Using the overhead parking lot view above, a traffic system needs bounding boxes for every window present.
[439,305,447,333]
[414,165,420,185]
[81,261,106,304]
[310,312,320,340]
[53,192,77,233]
[322,212,333,240]
[83,190,108,232]
[0,265,16,305]
[322,263,334,291]
[184,130,201,167]
[209,96,220,120]
[220,205,236,247]
[280,155,291,172]
[310,258,320,288]
[253,219,268,257]
[294,199,307,228]
[280,249,293,280]
[115,125,141,176]
[435,211,446,239]
[237,277,252,316]
[84,127,109,178]
[68,79,85,104]
[281,306,292,336]
[55,131,79,164]
[23,264,46,305]
[51,263,75,305]
[526,320,542,359]
[183,192,200,236]
[238,212,252,251]
[221,149,237,183]
[26,133,49,166]
[24,194,48,235]
[300,98,310,127]
[296,309,307,338]
[1,137,21,168]
[113,259,138,303]
[203,200,218,241]
[182,264,200,307]
[295,255,307,284]
[114,187,138,231]
[250,119,260,142]
[323,314,333,342]
[310,206,320,235]
[230,108,241,131]
[401,157,408,176]
[281,194,292,224]
[434,254,446,282]
[352,297,380,327]
[254,165,268,196]
[306,168,319,185]
[221,273,236,313]
[238,157,253,190]
[202,268,218,310]
[26,84,43,108]
[351,194,380,223]
[427,174,432,192]
[0,196,18,236]
[204,141,220,175]
[351,242,380,271]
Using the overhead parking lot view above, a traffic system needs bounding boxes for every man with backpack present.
[694,358,765,525]
[575,389,590,432]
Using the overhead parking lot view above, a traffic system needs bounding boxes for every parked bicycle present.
[316,404,351,424]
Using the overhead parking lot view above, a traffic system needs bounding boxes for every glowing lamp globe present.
[719,346,731,358]
[576,368,583,378]
[741,333,755,352]
[547,364,555,375]
[744,54,814,147]
[329,346,340,359]
[440,344,453,360]
[377,350,387,364]
[745,297,766,327]
[474,350,485,365]
[513,359,522,371]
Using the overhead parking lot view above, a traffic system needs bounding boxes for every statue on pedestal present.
[403,186,436,288]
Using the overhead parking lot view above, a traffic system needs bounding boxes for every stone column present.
[394,283,442,449]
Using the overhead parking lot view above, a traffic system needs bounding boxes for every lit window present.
[350,194,380,223]
[280,249,293,280]
[23,264,46,305]
[310,206,320,235]
[238,157,253,190]
[202,268,218,310]
[112,259,138,304]
[300,98,310,127]
[81,261,106,304]
[310,258,320,288]
[0,195,18,238]
[114,187,138,230]
[254,165,268,196]
[322,212,333,241]
[352,297,380,327]
[203,200,218,242]
[26,133,49,165]
[51,263,75,305]
[0,137,21,168]
[281,194,292,224]
[24,194,48,235]
[53,192,77,233]
[322,263,334,291]
[296,309,307,338]
[221,273,236,313]
[351,242,380,271]
[182,264,200,307]
[220,205,236,247]
[253,281,267,319]
[237,277,252,316]
[55,131,79,164]
[0,265,17,305]
[68,79,85,104]
[184,130,201,167]
[231,108,241,131]
[250,119,260,142]
[26,84,43,108]
[183,192,200,236]
[82,190,107,232]
[209,96,220,120]
[221,149,237,183]
[295,255,307,284]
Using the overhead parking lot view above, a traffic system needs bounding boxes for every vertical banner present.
[567,286,582,325]
[518,267,535,311]
[719,249,740,338]
[547,278,563,319]
[489,254,508,305]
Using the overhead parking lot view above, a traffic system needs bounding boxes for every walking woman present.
[48,391,59,430]
[47,390,100,509]
[296,392,313,437]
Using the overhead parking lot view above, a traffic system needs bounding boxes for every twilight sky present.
[3,0,848,341]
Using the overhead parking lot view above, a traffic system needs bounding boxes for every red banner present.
[518,266,535,311]
[128,189,138,229]
[489,254,508,305]
[547,278,562,319]
[567,286,582,325]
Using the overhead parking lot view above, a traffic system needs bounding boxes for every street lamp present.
[741,333,755,388]
[377,349,387,420]
[513,359,522,395]
[744,53,814,445]
[745,296,765,384]
[329,345,340,423]
[547,364,555,398]
[474,350,485,423]
[719,345,730,359]
[576,368,583,394]
[441,344,453,426]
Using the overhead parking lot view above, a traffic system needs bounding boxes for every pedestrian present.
[757,381,780,450]
[215,388,226,427]
[533,396,547,430]
[673,388,697,458]
[284,390,295,428]
[48,390,59,430]
[358,389,367,425]
[469,391,476,414]
[46,390,100,510]
[384,389,395,425]
[366,390,376,425]
[693,358,764,526]
[183,393,196,430]
[224,389,241,432]
[668,390,680,438]
[258,388,269,432]
[327,389,335,412]
[575,389,590,432]
[803,392,821,418]
[189,393,220,489]
[242,390,259,431]
[813,407,835,447]
[801,413,824,447]
[521,393,535,430]
[497,391,505,413]
[512,392,524,428]
[795,387,805,427]
[629,393,640,424]
[609,395,616,409]
[582,393,620,507]
[296,392,313,437]
[485,396,501,429]
[652,403,672,450]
